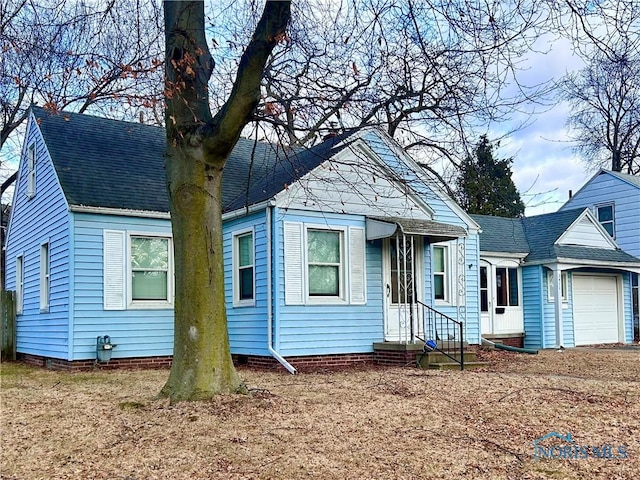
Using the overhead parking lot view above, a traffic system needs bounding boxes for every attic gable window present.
[26,144,36,198]
[596,204,615,238]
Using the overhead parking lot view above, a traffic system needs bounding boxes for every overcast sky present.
[495,35,593,216]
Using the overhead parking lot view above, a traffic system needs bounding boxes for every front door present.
[383,236,423,342]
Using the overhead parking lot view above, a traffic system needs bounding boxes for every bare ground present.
[1,347,639,480]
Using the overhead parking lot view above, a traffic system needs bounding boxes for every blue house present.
[560,169,640,339]
[472,209,640,349]
[4,107,481,370]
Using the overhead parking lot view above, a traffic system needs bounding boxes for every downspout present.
[266,206,297,374]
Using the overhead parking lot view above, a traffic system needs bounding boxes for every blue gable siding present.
[223,211,269,356]
[273,209,384,356]
[71,213,174,360]
[561,172,640,257]
[5,115,71,359]
[363,130,481,343]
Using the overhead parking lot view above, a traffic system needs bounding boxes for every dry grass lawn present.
[1,347,639,480]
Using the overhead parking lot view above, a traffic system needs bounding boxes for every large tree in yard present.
[456,135,525,218]
[161,0,291,402]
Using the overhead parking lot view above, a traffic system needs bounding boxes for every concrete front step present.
[417,351,477,365]
[416,350,487,370]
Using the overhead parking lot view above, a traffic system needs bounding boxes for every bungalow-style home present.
[4,106,481,370]
[559,169,640,340]
[472,209,640,349]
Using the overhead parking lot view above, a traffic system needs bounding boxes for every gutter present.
[266,206,297,374]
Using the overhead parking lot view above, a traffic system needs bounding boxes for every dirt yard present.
[1,347,639,480]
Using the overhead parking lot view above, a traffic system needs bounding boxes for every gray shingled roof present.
[32,106,353,214]
[473,209,640,265]
[470,214,529,253]
[607,169,640,188]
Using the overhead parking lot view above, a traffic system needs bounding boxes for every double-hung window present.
[596,204,615,237]
[496,267,519,306]
[16,255,24,314]
[283,222,364,305]
[547,271,568,302]
[433,246,448,302]
[40,242,50,310]
[307,229,343,298]
[130,236,170,303]
[104,231,173,310]
[233,230,254,306]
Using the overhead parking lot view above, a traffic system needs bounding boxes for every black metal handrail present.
[415,300,464,370]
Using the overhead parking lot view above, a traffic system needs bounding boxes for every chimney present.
[569,189,573,199]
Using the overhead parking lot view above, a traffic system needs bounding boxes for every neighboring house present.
[560,169,640,340]
[472,209,640,349]
[4,107,481,370]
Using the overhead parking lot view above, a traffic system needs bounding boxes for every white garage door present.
[573,275,620,346]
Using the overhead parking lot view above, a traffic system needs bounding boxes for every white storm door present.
[383,237,422,342]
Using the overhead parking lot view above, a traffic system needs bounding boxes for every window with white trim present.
[130,236,171,302]
[40,242,50,310]
[16,255,24,314]
[26,144,36,198]
[547,271,568,302]
[596,203,615,237]
[496,267,519,306]
[233,230,254,306]
[283,222,365,305]
[433,246,448,302]
[480,266,488,312]
[307,228,343,298]
[103,230,174,310]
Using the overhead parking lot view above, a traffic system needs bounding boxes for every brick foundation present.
[372,349,419,366]
[17,352,379,373]
[483,335,524,348]
[234,353,375,372]
[18,353,173,371]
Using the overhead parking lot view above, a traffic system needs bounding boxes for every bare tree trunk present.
[160,1,290,402]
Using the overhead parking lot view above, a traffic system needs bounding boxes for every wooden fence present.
[1,290,16,361]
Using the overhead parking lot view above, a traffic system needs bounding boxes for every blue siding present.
[561,173,640,258]
[540,270,575,347]
[522,266,544,349]
[273,209,384,356]
[4,114,71,359]
[623,272,633,343]
[71,213,174,360]
[224,211,269,356]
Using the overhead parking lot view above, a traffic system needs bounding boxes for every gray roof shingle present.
[470,214,529,253]
[32,106,353,214]
[473,209,640,265]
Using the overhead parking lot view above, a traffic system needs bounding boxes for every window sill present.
[128,301,173,310]
[233,300,256,308]
[305,297,347,305]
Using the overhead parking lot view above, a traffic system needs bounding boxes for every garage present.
[573,275,620,346]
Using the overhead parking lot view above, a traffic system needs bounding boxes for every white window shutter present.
[349,226,366,304]
[103,230,126,310]
[284,222,304,305]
